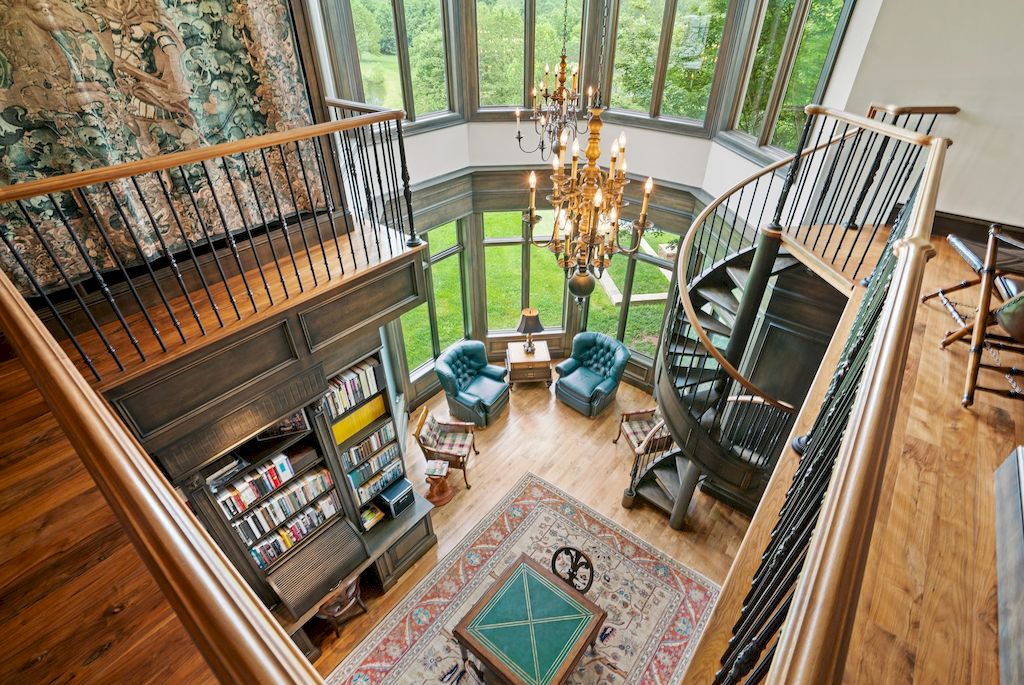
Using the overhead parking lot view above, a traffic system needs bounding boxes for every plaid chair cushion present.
[420,414,441,448]
[438,431,474,455]
[622,418,659,448]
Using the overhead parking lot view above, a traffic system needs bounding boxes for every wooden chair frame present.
[958,226,1024,406]
[413,407,478,489]
[613,408,675,456]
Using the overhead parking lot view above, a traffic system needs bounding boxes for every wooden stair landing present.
[0,356,215,684]
[59,224,413,390]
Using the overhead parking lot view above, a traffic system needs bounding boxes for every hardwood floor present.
[310,379,752,677]
[0,356,213,684]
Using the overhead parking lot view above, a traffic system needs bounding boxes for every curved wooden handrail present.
[765,137,947,684]
[0,107,403,204]
[672,127,858,413]
[865,102,961,118]
[0,265,325,683]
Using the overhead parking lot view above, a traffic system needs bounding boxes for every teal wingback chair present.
[554,332,630,417]
[435,340,510,427]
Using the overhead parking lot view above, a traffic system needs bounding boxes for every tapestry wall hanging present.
[0,0,321,292]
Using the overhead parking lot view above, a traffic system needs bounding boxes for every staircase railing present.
[679,107,951,683]
[648,105,955,503]
[0,98,419,385]
[0,250,324,683]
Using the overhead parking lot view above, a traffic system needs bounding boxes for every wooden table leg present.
[426,474,455,506]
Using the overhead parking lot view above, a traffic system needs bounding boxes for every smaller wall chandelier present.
[525,108,654,304]
[515,56,591,161]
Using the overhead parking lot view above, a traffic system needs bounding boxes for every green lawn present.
[360,52,403,110]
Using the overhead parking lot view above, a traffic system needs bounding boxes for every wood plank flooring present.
[309,379,752,677]
[0,356,214,684]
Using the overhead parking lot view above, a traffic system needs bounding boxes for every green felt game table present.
[453,554,607,685]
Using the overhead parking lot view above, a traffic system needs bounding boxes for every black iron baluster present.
[0,227,99,380]
[813,126,864,251]
[176,166,242,321]
[76,188,164,353]
[104,182,187,343]
[240,152,290,298]
[369,122,396,257]
[198,160,258,313]
[356,123,384,260]
[17,200,123,370]
[260,147,305,293]
[47,193,144,361]
[383,121,407,248]
[150,173,224,328]
[293,140,333,280]
[220,156,274,304]
[276,144,320,286]
[311,135,349,273]
[395,120,421,247]
[129,176,207,336]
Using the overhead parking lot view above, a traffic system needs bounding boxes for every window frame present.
[402,219,469,377]
[715,0,856,156]
[318,0,462,129]
[481,210,568,333]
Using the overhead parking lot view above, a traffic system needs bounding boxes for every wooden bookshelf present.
[177,345,434,661]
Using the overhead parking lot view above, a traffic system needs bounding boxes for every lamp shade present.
[516,308,545,335]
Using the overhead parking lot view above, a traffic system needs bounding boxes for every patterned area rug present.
[329,474,718,685]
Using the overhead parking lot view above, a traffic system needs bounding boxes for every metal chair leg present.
[963,227,1001,407]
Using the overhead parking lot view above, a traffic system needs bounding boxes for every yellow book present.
[332,394,386,446]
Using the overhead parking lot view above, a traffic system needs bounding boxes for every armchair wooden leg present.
[463,467,471,489]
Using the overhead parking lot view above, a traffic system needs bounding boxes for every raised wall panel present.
[112,321,299,440]
[300,260,424,353]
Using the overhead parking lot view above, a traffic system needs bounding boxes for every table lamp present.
[516,308,544,354]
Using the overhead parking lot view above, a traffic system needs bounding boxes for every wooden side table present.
[506,340,552,389]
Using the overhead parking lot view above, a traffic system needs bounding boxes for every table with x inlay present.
[453,554,606,685]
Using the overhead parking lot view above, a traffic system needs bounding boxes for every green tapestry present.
[0,0,318,292]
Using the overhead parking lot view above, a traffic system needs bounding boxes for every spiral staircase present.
[624,104,956,529]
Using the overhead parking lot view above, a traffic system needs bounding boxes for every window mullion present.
[758,0,811,146]
[648,0,678,118]
[617,256,636,341]
[391,0,416,119]
[524,0,537,107]
[424,262,442,357]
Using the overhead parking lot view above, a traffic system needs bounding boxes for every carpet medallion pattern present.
[329,474,718,684]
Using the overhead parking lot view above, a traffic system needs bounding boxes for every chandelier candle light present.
[525,108,655,304]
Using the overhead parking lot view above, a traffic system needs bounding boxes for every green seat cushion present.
[557,366,603,401]
[464,375,508,406]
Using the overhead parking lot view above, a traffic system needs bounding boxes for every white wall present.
[839,0,1024,225]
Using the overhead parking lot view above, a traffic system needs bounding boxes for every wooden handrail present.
[325,96,394,115]
[0,107,403,204]
[0,266,325,683]
[866,102,962,117]
[766,138,947,684]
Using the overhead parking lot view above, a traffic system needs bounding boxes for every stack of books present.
[357,459,403,505]
[213,454,295,517]
[425,460,450,477]
[325,358,381,416]
[342,420,397,469]
[231,468,333,546]
[360,503,385,531]
[347,443,401,489]
[247,492,341,569]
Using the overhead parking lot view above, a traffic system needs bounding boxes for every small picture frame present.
[256,409,310,441]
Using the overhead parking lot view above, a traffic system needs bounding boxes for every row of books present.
[248,493,341,570]
[214,454,296,518]
[347,443,400,489]
[231,469,333,546]
[341,420,397,470]
[357,459,403,505]
[359,503,385,531]
[325,358,381,416]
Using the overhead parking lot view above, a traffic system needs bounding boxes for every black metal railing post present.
[395,120,422,247]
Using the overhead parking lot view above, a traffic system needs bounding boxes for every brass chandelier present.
[514,0,589,160]
[525,114,654,304]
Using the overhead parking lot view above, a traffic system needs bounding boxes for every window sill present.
[600,109,711,138]
[712,130,790,172]
[404,112,466,136]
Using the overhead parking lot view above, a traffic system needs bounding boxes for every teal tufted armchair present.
[435,340,510,427]
[554,332,630,417]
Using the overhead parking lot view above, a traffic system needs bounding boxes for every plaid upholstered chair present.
[613,408,675,457]
[413,408,478,489]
